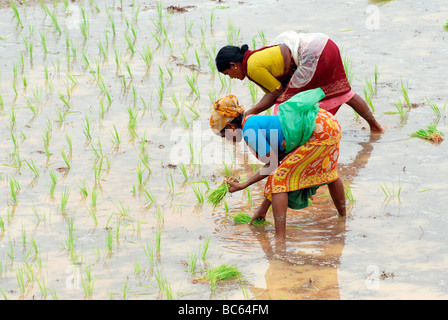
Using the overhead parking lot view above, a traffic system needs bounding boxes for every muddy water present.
[0,0,447,300]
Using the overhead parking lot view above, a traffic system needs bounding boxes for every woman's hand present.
[227,180,246,193]
[249,209,267,226]
[248,197,270,225]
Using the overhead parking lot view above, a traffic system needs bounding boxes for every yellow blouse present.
[246,46,285,93]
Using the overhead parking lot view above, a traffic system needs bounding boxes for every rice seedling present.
[36,275,48,298]
[394,99,407,120]
[113,200,130,219]
[379,178,402,201]
[410,124,444,143]
[60,149,71,169]
[124,61,134,79]
[0,289,7,300]
[78,178,88,197]
[166,65,173,80]
[105,228,113,253]
[41,0,62,34]
[63,218,76,260]
[139,153,151,174]
[98,76,112,104]
[156,84,164,103]
[258,30,267,47]
[21,224,26,247]
[127,106,138,133]
[32,205,42,223]
[399,78,412,108]
[143,241,155,269]
[178,111,190,128]
[247,81,259,105]
[9,1,23,28]
[60,187,71,213]
[55,107,66,124]
[124,33,135,55]
[83,115,92,141]
[46,169,58,196]
[81,262,94,298]
[187,250,199,274]
[239,280,255,300]
[363,88,375,112]
[140,45,153,68]
[91,139,103,160]
[15,267,26,295]
[80,8,90,41]
[342,52,353,85]
[165,170,175,193]
[222,161,231,177]
[7,237,15,261]
[179,163,188,180]
[425,98,446,118]
[232,212,271,226]
[343,179,356,204]
[136,162,145,186]
[209,8,216,28]
[245,185,253,206]
[155,228,162,256]
[365,76,375,96]
[226,19,241,46]
[9,176,20,204]
[110,125,121,146]
[190,182,204,203]
[379,182,392,199]
[91,186,99,207]
[153,267,173,299]
[87,207,98,225]
[445,21,448,31]
[200,237,210,261]
[185,73,200,98]
[374,64,379,87]
[10,131,19,154]
[195,48,201,69]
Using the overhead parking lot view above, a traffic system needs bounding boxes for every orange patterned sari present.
[264,108,341,199]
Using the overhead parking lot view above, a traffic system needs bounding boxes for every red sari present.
[242,39,353,115]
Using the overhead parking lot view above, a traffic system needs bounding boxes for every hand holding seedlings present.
[207,177,239,208]
[226,179,246,193]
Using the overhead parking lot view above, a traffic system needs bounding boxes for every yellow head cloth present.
[209,95,245,135]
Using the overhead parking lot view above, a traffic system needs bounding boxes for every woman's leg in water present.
[347,93,385,133]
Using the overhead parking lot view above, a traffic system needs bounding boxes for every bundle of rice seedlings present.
[198,264,241,290]
[232,212,271,226]
[206,177,238,209]
[206,182,229,209]
[411,124,444,143]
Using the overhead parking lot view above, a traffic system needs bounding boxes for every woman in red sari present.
[215,31,384,133]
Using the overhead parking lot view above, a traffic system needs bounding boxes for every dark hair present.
[215,44,249,72]
[219,114,244,136]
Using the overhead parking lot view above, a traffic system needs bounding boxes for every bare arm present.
[244,88,283,116]
[228,149,285,193]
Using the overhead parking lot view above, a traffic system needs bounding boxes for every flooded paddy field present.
[0,0,447,300]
